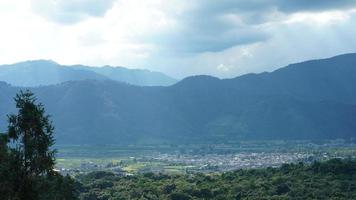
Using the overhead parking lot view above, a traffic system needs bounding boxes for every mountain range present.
[0,60,177,87]
[0,53,355,144]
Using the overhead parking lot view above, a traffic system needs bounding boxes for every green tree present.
[0,133,8,166]
[0,125,23,199]
[7,90,57,199]
[0,90,78,200]
[0,133,13,199]
[8,90,56,175]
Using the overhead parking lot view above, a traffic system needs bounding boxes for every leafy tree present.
[169,192,191,200]
[77,159,356,200]
[0,90,78,200]
[0,133,13,199]
[8,90,56,175]
[0,122,23,199]
[6,90,56,199]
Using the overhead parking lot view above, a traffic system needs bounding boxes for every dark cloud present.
[31,0,116,24]
[194,0,356,14]
[149,0,356,53]
[151,18,269,53]
[144,1,271,53]
[277,0,356,13]
[30,0,356,53]
[191,0,356,24]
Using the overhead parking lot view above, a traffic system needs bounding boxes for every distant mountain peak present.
[1,53,356,144]
[0,60,177,87]
[173,75,220,88]
[16,59,59,66]
[174,75,220,86]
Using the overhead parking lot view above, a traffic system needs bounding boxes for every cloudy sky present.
[1,0,356,78]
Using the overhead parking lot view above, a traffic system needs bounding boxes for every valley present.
[55,140,356,175]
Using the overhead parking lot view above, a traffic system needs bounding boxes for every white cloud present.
[30,0,116,24]
[0,0,356,79]
[285,11,350,25]
[217,64,230,72]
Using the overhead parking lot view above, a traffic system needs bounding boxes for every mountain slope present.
[223,53,356,103]
[76,65,177,86]
[0,60,177,87]
[0,60,107,87]
[0,54,355,144]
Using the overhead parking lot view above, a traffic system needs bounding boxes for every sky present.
[0,0,356,79]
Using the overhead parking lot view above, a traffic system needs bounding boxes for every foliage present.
[78,159,356,200]
[0,90,78,200]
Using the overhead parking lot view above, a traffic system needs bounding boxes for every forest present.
[77,158,356,200]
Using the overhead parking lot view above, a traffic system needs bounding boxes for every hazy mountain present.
[0,53,355,144]
[76,65,177,86]
[0,60,177,87]
[0,60,107,87]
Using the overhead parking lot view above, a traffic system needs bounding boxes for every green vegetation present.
[0,90,77,200]
[77,159,356,200]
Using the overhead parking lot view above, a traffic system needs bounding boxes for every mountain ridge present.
[0,53,356,144]
[0,60,177,87]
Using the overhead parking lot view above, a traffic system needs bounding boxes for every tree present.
[8,90,56,174]
[0,133,8,164]
[1,90,78,200]
[5,90,56,199]
[0,133,13,199]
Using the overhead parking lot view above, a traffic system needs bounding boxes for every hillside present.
[76,65,177,86]
[0,54,355,144]
[0,60,177,87]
